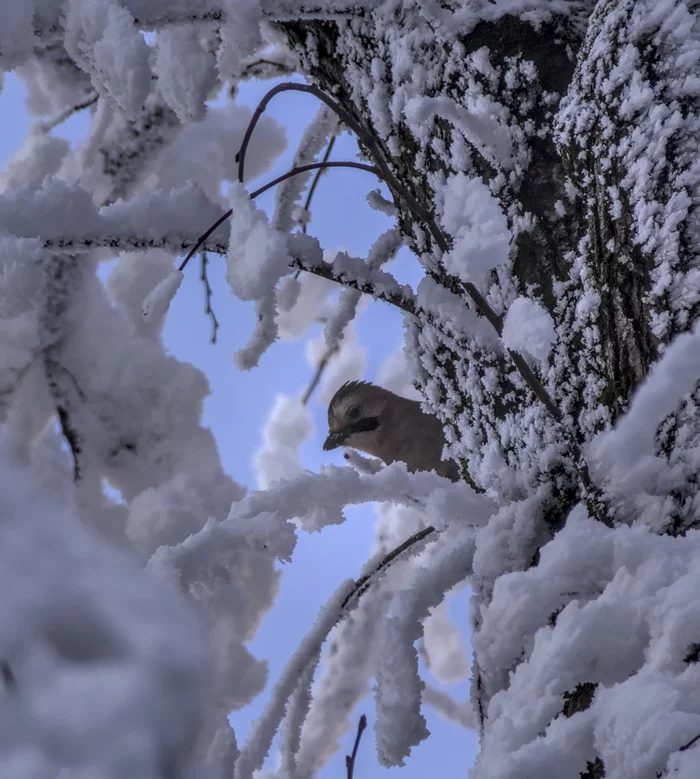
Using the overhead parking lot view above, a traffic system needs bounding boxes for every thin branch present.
[680,731,700,752]
[200,252,219,344]
[177,160,379,273]
[345,714,368,779]
[341,526,436,611]
[39,93,98,133]
[238,58,295,81]
[288,255,417,319]
[294,134,338,280]
[249,160,378,201]
[302,344,339,405]
[233,526,438,779]
[177,211,232,272]
[303,135,337,234]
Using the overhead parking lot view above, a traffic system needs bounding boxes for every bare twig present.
[39,93,98,133]
[341,526,436,611]
[302,343,339,405]
[200,252,219,344]
[294,134,339,281]
[177,160,379,274]
[238,58,295,81]
[345,714,368,779]
[680,731,700,752]
[303,135,337,234]
[249,160,378,201]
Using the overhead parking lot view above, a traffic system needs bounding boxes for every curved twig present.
[249,160,378,201]
[39,93,98,133]
[177,159,379,273]
[341,526,436,611]
[303,134,337,234]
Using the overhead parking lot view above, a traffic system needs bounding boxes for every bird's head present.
[323,381,388,452]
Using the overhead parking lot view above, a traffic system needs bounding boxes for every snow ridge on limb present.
[374,524,476,767]
[0,442,210,779]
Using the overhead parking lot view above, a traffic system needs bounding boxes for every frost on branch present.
[0,444,209,779]
[63,0,151,120]
[141,269,183,324]
[4,0,700,775]
[555,0,700,423]
[271,104,339,235]
[254,394,313,488]
[471,508,700,779]
[374,525,476,767]
[272,0,700,774]
[324,227,402,349]
[502,296,556,366]
[154,26,218,123]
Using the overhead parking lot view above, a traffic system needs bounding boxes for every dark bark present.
[274,2,700,773]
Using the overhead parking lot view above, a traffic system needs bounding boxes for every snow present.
[254,394,313,488]
[226,182,293,301]
[63,0,151,120]
[0,440,209,779]
[307,320,367,406]
[141,269,183,325]
[233,579,355,779]
[0,131,69,196]
[437,173,512,287]
[3,0,700,776]
[324,229,401,348]
[0,0,35,70]
[502,296,556,364]
[374,525,476,767]
[154,27,218,123]
[472,507,700,779]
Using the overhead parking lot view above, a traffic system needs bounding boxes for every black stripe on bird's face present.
[323,416,379,451]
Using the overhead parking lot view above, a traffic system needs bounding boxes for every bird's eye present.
[348,405,360,419]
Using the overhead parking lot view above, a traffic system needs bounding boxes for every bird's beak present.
[323,430,346,451]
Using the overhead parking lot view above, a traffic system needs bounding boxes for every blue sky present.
[0,71,477,778]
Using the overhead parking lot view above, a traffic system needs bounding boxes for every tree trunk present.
[276,0,700,773]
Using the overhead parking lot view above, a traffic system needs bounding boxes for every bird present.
[323,380,460,482]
